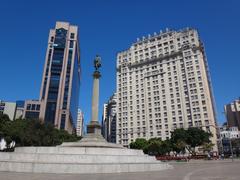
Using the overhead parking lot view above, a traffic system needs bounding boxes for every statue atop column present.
[94,55,101,71]
[93,55,101,79]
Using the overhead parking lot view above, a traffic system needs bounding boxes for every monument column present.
[91,71,101,122]
[61,54,123,148]
[87,55,102,135]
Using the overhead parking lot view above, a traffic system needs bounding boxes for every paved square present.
[0,160,240,180]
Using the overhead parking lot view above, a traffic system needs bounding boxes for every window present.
[36,105,40,111]
[50,36,54,42]
[27,104,31,110]
[70,33,75,39]
[69,40,74,48]
[31,104,36,110]
[60,114,66,129]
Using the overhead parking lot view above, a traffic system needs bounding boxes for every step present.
[0,152,156,164]
[14,147,144,156]
[0,161,172,174]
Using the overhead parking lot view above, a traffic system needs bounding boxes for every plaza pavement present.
[0,160,240,180]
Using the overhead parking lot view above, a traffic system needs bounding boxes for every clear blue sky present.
[0,0,239,126]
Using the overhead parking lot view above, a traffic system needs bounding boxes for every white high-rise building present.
[116,28,217,149]
[102,93,117,143]
[102,103,108,139]
[76,109,84,136]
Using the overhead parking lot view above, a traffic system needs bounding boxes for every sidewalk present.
[168,158,240,164]
[0,161,240,180]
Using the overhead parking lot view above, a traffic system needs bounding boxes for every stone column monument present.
[87,55,102,135]
[62,55,122,147]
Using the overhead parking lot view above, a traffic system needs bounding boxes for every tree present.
[172,140,186,154]
[185,127,212,154]
[0,114,11,135]
[170,127,213,155]
[130,138,172,156]
[129,138,148,150]
[171,128,188,142]
[0,114,10,122]
[0,117,81,148]
[143,138,162,155]
[171,128,187,154]
[159,139,172,155]
[202,142,214,153]
[129,127,213,156]
[0,114,12,141]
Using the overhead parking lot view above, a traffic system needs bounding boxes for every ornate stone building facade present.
[116,28,217,150]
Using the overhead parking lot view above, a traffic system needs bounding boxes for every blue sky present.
[0,0,239,126]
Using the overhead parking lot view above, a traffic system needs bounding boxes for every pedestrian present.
[221,153,224,160]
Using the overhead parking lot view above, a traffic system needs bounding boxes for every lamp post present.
[229,137,234,162]
[222,111,234,161]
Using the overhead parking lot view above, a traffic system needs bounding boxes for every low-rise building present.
[23,100,41,120]
[219,125,240,155]
[220,126,240,139]
[0,100,17,120]
[224,98,240,130]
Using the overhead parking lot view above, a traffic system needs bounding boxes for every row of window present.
[26,103,40,111]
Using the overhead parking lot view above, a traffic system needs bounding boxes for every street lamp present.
[222,111,234,161]
[229,137,234,162]
[221,135,234,161]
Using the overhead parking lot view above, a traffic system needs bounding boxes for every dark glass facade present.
[69,47,80,127]
[62,50,72,110]
[16,100,25,108]
[42,49,52,100]
[60,114,66,129]
[24,101,41,120]
[25,111,40,119]
[44,28,67,124]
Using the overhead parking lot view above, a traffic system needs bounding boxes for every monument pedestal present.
[0,146,172,174]
[87,121,101,135]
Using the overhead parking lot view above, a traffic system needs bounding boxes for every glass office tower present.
[39,22,80,133]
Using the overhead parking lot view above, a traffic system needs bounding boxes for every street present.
[0,160,240,180]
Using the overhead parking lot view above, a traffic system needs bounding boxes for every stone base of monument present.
[0,141,172,174]
[61,133,124,149]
